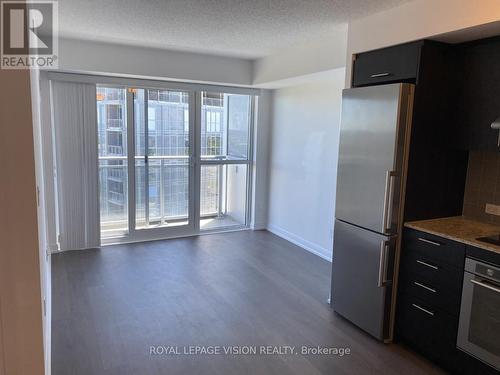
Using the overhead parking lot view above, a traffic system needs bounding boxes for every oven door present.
[457,270,500,370]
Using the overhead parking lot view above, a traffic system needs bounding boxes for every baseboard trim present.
[267,224,332,262]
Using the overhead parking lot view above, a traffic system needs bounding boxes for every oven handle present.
[470,279,500,294]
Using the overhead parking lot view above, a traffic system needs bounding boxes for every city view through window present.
[97,87,251,238]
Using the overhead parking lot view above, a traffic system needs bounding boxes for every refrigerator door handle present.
[382,171,397,233]
[378,240,391,287]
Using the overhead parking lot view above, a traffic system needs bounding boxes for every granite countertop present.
[404,216,500,255]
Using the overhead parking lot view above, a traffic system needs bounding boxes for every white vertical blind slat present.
[51,81,99,250]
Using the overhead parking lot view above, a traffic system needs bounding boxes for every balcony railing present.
[107,145,123,155]
[98,156,221,231]
[105,118,124,130]
[202,98,223,107]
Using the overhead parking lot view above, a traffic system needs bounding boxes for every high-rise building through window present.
[97,87,241,236]
[97,87,128,236]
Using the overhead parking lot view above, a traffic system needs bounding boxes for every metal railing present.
[98,156,221,228]
[105,119,124,129]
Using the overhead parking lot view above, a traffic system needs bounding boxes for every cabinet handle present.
[416,259,439,270]
[412,303,434,316]
[370,72,391,78]
[491,117,500,147]
[414,281,437,293]
[417,237,441,246]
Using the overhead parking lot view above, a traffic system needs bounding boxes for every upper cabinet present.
[352,41,423,87]
[351,36,500,152]
[455,37,500,151]
[352,41,471,222]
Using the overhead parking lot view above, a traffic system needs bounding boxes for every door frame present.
[123,85,197,243]
[196,91,255,233]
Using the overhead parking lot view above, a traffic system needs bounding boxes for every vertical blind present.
[51,81,100,250]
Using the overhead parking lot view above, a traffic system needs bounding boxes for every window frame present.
[75,75,256,245]
[196,91,254,232]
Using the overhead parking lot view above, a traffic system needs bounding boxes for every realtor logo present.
[1,0,58,69]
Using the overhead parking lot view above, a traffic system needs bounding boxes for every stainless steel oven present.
[457,257,500,370]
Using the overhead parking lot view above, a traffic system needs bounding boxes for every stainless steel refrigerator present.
[331,83,415,342]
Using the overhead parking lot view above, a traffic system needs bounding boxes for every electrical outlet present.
[485,203,500,216]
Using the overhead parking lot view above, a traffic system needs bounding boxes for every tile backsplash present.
[463,151,500,224]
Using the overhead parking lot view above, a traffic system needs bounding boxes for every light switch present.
[485,203,500,216]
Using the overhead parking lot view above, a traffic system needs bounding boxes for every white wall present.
[30,69,52,375]
[253,24,347,86]
[345,0,500,86]
[267,68,345,261]
[58,37,254,86]
[251,90,272,230]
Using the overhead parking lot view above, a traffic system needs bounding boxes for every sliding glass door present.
[130,88,195,240]
[134,88,193,230]
[199,92,252,231]
[98,84,253,243]
[97,87,129,238]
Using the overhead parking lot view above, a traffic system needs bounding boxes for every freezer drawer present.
[335,83,413,234]
[331,220,395,340]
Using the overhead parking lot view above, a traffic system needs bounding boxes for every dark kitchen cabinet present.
[352,40,470,222]
[396,294,460,370]
[352,35,500,153]
[455,36,500,151]
[396,230,500,374]
[350,34,500,375]
[401,227,465,268]
[395,228,465,373]
[352,41,423,87]
[404,42,469,222]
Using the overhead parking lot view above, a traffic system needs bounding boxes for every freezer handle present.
[378,240,391,287]
[382,171,397,233]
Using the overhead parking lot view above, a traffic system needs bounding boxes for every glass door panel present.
[97,86,129,239]
[227,94,251,160]
[200,164,248,230]
[134,88,191,230]
[134,89,147,228]
[200,165,220,217]
[200,92,250,161]
[199,91,252,231]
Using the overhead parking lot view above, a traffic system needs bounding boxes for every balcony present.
[105,118,124,130]
[99,156,247,237]
[106,145,123,155]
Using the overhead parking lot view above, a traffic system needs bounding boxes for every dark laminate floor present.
[52,230,445,375]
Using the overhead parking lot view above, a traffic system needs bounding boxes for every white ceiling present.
[58,0,412,59]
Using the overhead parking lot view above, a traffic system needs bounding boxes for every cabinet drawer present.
[400,244,464,293]
[352,41,422,87]
[403,228,466,269]
[396,295,460,372]
[398,272,462,316]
